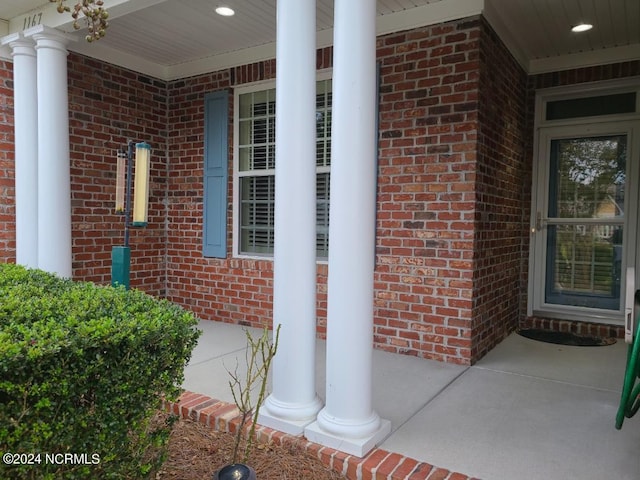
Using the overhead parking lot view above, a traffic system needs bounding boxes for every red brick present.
[361,449,390,480]
[391,457,420,479]
[407,462,434,479]
[374,452,405,477]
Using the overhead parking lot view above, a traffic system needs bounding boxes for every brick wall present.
[162,18,494,364]
[373,16,531,363]
[67,54,168,295]
[0,54,169,293]
[0,60,14,263]
[374,19,483,363]
[529,62,640,90]
[164,58,333,333]
[472,19,528,360]
[164,67,277,327]
[0,61,16,263]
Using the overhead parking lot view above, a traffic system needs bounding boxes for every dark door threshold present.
[518,328,616,346]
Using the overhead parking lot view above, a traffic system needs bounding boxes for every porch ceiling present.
[0,0,638,80]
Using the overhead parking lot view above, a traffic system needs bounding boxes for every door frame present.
[528,77,640,325]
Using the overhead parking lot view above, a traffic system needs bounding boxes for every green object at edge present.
[616,293,640,429]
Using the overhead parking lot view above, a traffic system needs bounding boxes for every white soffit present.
[1,0,639,79]
[166,0,483,81]
[68,0,482,81]
[484,0,640,74]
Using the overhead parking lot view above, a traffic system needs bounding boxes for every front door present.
[531,120,640,323]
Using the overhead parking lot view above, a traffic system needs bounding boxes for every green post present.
[111,246,131,289]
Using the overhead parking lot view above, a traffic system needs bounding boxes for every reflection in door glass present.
[546,135,626,310]
[552,136,626,219]
[546,224,622,309]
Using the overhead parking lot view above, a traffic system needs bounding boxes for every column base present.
[257,394,323,436]
[304,417,391,457]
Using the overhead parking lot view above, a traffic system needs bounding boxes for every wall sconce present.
[112,140,151,289]
[132,142,151,226]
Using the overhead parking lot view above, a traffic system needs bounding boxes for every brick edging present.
[164,391,479,480]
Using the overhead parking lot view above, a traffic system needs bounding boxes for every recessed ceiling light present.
[215,5,235,16]
[571,23,593,33]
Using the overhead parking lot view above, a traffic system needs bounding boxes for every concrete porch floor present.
[182,320,640,480]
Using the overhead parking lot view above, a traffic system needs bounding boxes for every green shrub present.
[0,264,201,479]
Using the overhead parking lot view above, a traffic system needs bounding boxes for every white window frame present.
[528,77,640,324]
[232,69,333,260]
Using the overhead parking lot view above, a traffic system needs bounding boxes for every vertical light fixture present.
[115,150,126,213]
[132,142,151,226]
[112,140,151,289]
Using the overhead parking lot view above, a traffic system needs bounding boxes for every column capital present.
[1,32,36,58]
[25,24,75,52]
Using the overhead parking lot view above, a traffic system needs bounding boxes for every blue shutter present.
[203,91,229,258]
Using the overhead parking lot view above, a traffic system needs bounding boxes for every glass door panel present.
[545,135,627,310]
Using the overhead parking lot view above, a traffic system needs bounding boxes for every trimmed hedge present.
[0,264,201,479]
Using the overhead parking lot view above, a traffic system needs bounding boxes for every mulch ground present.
[156,416,347,479]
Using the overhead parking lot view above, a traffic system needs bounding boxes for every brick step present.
[165,391,478,480]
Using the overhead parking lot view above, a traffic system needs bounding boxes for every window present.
[546,92,636,121]
[235,78,332,258]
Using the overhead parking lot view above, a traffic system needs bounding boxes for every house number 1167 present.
[23,13,43,30]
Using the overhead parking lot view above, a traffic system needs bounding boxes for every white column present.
[30,26,73,278]
[2,35,38,268]
[304,0,390,457]
[258,0,323,435]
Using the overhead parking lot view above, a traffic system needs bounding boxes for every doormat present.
[518,329,616,346]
